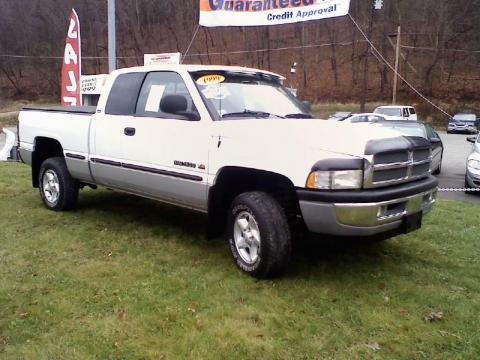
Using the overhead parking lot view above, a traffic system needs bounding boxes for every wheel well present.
[32,137,64,188]
[207,167,301,237]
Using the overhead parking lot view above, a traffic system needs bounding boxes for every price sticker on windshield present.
[196,74,225,85]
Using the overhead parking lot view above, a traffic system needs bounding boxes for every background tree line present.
[1,0,480,106]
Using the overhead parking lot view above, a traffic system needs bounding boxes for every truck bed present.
[22,106,96,115]
[19,105,94,160]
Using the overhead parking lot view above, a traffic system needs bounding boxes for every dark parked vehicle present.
[370,121,443,175]
[327,111,352,121]
[447,113,479,134]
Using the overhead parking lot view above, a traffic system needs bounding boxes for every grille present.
[364,138,432,189]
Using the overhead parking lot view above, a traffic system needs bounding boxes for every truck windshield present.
[191,71,312,120]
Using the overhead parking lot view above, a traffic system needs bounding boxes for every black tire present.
[38,157,79,211]
[227,191,291,278]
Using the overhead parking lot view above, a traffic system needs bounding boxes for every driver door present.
[117,71,210,211]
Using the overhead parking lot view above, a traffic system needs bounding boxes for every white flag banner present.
[199,0,351,27]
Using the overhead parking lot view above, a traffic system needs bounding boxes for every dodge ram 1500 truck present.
[17,64,438,278]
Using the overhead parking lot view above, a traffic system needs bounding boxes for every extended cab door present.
[89,72,146,188]
[92,70,210,212]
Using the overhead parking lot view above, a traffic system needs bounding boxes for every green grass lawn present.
[1,162,480,359]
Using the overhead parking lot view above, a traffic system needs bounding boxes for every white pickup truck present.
[18,64,438,277]
[374,105,418,121]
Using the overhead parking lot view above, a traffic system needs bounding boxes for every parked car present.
[465,135,480,193]
[369,121,443,175]
[340,113,387,123]
[374,105,418,121]
[327,111,352,121]
[17,64,438,278]
[447,113,479,134]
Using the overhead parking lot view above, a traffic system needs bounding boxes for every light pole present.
[108,0,116,72]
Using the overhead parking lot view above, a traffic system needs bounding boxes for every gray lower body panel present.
[65,158,95,184]
[91,163,208,212]
[299,189,437,237]
[18,148,32,165]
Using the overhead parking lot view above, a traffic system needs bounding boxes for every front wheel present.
[227,191,291,278]
[39,157,79,211]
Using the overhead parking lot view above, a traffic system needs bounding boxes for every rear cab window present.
[105,73,145,115]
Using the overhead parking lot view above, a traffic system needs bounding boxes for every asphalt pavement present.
[436,131,480,203]
[1,127,479,203]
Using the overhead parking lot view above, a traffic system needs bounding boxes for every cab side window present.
[105,72,146,115]
[135,72,199,120]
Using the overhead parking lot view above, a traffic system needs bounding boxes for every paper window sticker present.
[202,85,231,100]
[145,84,166,112]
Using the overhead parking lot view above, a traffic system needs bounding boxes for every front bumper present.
[297,176,438,236]
[466,168,480,188]
[448,126,478,134]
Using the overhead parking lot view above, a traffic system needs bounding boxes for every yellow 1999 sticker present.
[196,74,225,85]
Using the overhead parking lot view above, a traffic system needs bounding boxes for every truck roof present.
[113,64,285,80]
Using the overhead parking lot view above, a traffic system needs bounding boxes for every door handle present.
[124,127,136,136]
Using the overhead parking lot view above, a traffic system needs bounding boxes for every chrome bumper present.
[466,168,480,188]
[299,188,437,237]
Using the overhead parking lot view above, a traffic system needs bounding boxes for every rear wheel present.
[227,191,291,278]
[39,157,79,211]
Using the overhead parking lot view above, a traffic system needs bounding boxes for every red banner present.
[61,9,82,106]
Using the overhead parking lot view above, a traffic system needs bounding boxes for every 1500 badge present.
[174,160,197,169]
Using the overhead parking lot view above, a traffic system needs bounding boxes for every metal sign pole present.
[108,0,116,72]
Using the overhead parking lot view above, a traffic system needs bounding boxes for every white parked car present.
[17,64,438,278]
[374,106,418,121]
[466,135,480,193]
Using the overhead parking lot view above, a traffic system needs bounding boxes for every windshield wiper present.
[222,110,285,119]
[285,113,313,119]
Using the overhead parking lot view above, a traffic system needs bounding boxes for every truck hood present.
[213,118,403,158]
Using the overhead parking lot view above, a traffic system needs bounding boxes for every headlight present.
[468,159,480,170]
[306,170,363,190]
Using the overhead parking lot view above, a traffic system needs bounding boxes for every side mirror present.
[160,94,200,121]
[430,138,441,144]
[302,101,312,112]
[467,136,476,144]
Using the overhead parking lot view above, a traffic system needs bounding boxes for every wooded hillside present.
[1,0,479,105]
